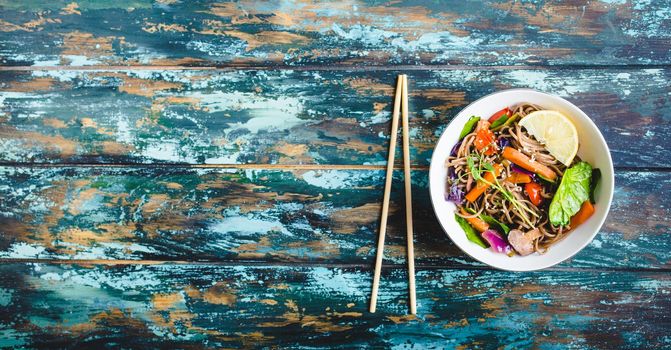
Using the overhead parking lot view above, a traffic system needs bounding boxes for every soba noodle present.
[446,103,575,253]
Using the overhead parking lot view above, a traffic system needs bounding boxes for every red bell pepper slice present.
[488,107,511,123]
[524,182,543,206]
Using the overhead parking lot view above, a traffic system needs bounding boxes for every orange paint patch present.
[233,236,273,259]
[373,102,388,114]
[287,238,341,259]
[197,176,322,213]
[148,57,208,66]
[202,282,237,306]
[206,1,469,43]
[22,16,62,30]
[274,142,309,157]
[42,118,68,129]
[273,142,313,164]
[259,299,278,305]
[222,30,310,51]
[330,311,363,318]
[234,331,275,344]
[152,292,185,311]
[88,308,147,329]
[233,233,340,261]
[269,283,289,290]
[140,194,171,216]
[100,141,134,155]
[387,314,418,324]
[0,19,27,32]
[56,227,129,248]
[207,3,284,25]
[118,76,182,98]
[417,89,466,104]
[67,187,99,215]
[80,118,97,128]
[61,2,81,15]
[161,182,184,190]
[61,31,125,60]
[151,96,201,114]
[330,203,382,234]
[258,299,354,333]
[342,77,394,95]
[0,127,79,157]
[444,318,470,328]
[143,22,188,33]
[312,118,385,154]
[9,77,57,92]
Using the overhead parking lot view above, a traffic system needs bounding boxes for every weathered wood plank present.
[1,0,670,67]
[1,167,668,269]
[0,262,669,349]
[1,68,670,167]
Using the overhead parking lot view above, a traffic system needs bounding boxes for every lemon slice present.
[518,110,579,166]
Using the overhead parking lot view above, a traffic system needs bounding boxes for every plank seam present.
[2,64,671,72]
[0,163,669,172]
[0,258,668,273]
[0,163,429,170]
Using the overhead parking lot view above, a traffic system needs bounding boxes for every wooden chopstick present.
[369,75,416,315]
[369,75,403,313]
[400,75,417,315]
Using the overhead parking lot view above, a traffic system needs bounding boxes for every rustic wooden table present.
[1,1,670,348]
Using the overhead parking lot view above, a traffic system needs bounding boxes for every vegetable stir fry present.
[446,104,600,256]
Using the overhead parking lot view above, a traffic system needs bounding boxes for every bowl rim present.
[428,88,615,271]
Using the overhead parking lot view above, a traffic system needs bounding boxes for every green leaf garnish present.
[464,207,511,235]
[481,214,511,235]
[549,162,593,226]
[455,213,488,248]
[589,168,601,204]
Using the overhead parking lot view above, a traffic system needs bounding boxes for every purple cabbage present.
[497,137,511,150]
[445,184,464,204]
[450,141,462,157]
[481,229,512,254]
[446,140,462,192]
[447,166,455,179]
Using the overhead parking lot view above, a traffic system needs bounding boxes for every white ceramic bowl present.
[429,89,614,271]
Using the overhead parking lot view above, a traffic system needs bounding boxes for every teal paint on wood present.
[0,263,669,349]
[1,1,671,348]
[1,68,669,166]
[0,0,670,66]
[0,167,669,269]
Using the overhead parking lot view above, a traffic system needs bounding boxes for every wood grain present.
[1,68,669,167]
[1,0,670,67]
[1,167,668,270]
[0,262,669,349]
[2,1,670,347]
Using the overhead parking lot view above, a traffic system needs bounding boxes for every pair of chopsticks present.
[369,74,416,315]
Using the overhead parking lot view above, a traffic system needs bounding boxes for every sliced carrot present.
[460,208,489,232]
[465,164,503,203]
[570,201,595,228]
[502,147,557,181]
[505,172,532,184]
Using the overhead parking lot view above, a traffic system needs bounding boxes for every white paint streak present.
[301,170,379,189]
[186,91,308,133]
